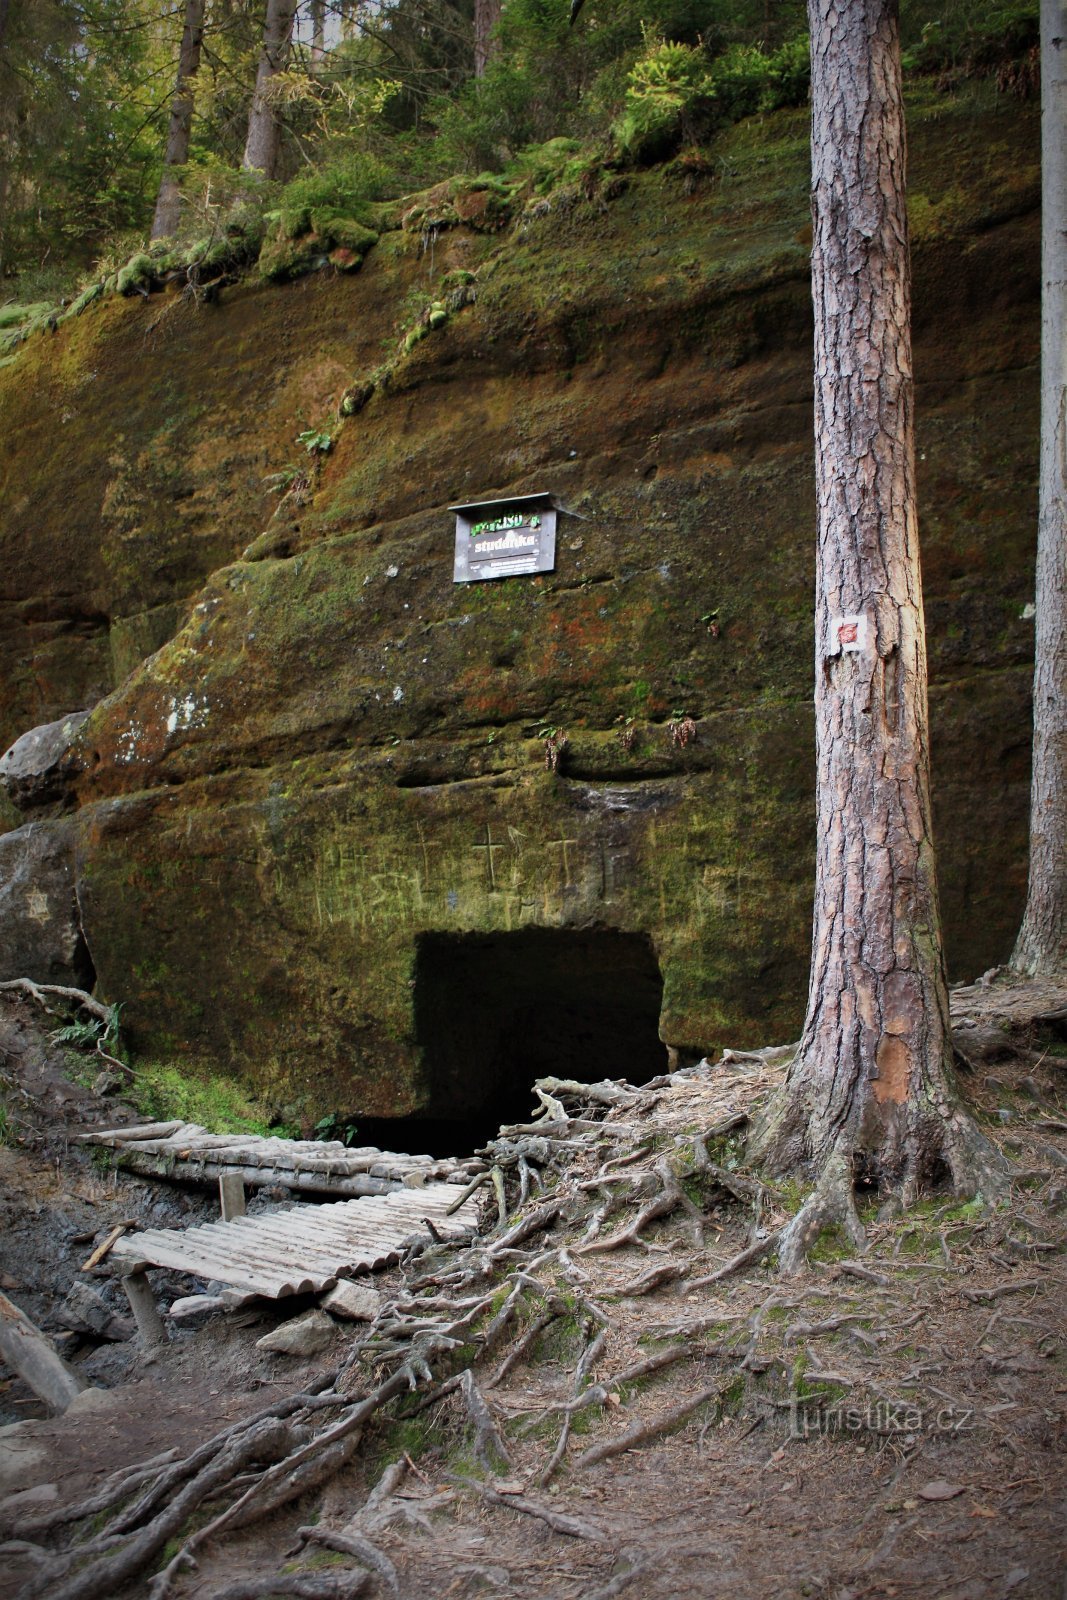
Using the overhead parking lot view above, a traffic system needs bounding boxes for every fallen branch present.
[80,1223,133,1273]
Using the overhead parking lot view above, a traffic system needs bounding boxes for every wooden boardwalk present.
[110,1184,482,1299]
[81,1121,482,1199]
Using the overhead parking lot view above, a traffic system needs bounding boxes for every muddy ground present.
[0,978,1065,1600]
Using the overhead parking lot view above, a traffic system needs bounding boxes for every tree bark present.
[474,0,501,77]
[241,0,298,178]
[750,0,1002,1266]
[1012,1,1067,977]
[150,0,206,241]
[310,0,326,64]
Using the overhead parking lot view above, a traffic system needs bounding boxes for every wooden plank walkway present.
[80,1121,483,1199]
[110,1184,482,1299]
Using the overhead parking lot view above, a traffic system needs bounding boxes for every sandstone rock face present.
[0,820,92,986]
[0,713,90,811]
[0,95,1041,1130]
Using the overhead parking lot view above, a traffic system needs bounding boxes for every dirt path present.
[0,977,1064,1600]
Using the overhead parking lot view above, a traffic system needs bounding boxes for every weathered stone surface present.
[0,1480,60,1532]
[0,713,89,811]
[0,820,92,985]
[322,1281,382,1322]
[0,1424,49,1496]
[256,1310,336,1356]
[0,91,1043,1123]
[168,1294,227,1321]
[55,1282,133,1342]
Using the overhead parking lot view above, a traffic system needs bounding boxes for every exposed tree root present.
[614,1260,688,1297]
[457,1368,512,1472]
[0,979,112,1024]
[24,1055,1050,1597]
[689,1232,782,1288]
[575,1158,701,1254]
[211,1573,371,1600]
[575,1383,728,1469]
[454,1478,606,1542]
[291,1527,399,1594]
[776,1152,867,1276]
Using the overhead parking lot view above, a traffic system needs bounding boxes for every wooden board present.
[109,1185,482,1299]
[80,1122,484,1199]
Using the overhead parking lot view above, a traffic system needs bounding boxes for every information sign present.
[451,493,557,583]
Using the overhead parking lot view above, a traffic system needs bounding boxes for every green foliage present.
[297,428,334,456]
[129,1060,293,1137]
[116,253,155,297]
[314,1111,361,1147]
[0,0,1037,292]
[901,2,1039,90]
[612,37,717,161]
[276,156,388,236]
[50,1003,123,1058]
[0,301,53,330]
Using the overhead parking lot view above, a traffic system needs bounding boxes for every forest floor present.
[0,974,1065,1600]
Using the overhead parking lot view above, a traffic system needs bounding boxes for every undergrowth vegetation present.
[127,1059,296,1139]
[0,0,1040,318]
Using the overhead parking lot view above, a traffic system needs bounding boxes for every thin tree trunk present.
[474,0,501,77]
[310,0,326,64]
[751,0,1002,1266]
[150,0,206,241]
[241,0,297,178]
[1013,1,1067,977]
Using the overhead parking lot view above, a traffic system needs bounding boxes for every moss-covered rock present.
[0,85,1043,1121]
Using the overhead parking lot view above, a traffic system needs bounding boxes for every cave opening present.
[355,928,669,1159]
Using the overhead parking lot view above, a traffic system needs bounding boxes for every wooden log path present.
[109,1185,484,1299]
[79,1121,485,1198]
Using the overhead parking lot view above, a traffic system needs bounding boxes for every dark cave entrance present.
[356,929,669,1158]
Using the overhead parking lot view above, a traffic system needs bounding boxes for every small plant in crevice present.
[539,725,569,772]
[297,427,333,456]
[263,463,312,505]
[616,715,639,753]
[667,713,697,748]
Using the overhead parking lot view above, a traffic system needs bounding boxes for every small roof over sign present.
[448,491,555,514]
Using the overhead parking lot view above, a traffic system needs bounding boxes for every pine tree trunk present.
[310,0,326,64]
[474,0,501,77]
[150,0,206,241]
[1012,1,1067,977]
[241,0,297,177]
[751,0,1002,1264]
